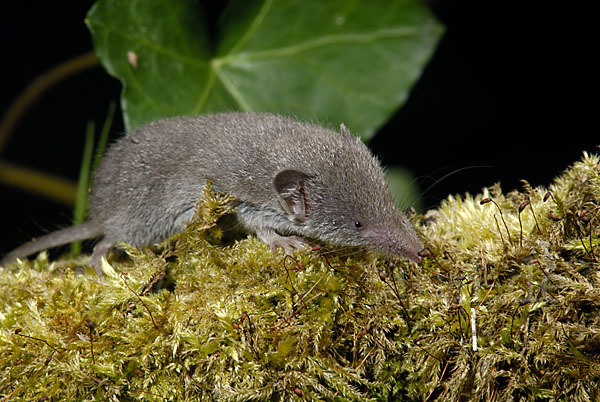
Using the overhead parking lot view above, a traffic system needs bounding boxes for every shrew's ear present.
[273,169,309,221]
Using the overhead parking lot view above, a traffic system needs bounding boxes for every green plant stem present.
[71,122,96,255]
[0,160,77,205]
[0,51,99,153]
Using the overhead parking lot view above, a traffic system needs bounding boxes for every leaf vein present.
[218,26,432,64]
[91,20,209,68]
[213,67,252,111]
[227,0,274,56]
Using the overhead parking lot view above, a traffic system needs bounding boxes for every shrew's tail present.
[1,222,102,266]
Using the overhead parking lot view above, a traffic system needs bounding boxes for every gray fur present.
[2,113,423,272]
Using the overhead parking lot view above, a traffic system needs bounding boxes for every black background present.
[0,1,596,256]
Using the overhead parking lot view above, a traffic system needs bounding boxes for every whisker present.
[399,165,492,210]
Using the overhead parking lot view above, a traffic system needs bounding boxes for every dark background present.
[0,1,596,256]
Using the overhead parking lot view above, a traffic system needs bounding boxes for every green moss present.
[1,153,600,401]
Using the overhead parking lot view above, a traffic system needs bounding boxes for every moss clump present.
[1,153,600,401]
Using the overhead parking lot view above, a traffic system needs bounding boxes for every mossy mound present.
[1,153,599,401]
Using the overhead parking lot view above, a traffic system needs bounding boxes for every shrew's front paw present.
[256,228,307,255]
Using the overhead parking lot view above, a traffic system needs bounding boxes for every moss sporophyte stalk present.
[1,152,599,400]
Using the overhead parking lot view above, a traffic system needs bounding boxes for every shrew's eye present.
[353,221,363,229]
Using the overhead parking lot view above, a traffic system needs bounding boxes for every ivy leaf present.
[86,0,442,140]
